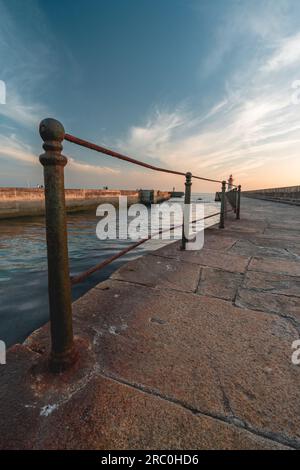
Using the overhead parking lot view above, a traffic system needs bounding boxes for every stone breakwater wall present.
[243,185,300,206]
[0,188,171,219]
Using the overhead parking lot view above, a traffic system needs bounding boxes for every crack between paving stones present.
[240,286,300,300]
[195,267,203,293]
[232,257,253,301]
[97,368,298,450]
[248,267,300,278]
[109,278,198,295]
[235,296,300,334]
[285,248,300,261]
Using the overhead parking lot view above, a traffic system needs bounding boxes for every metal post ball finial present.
[39,118,65,142]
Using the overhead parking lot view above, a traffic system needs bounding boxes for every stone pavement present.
[1,197,300,449]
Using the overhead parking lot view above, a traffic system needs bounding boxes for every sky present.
[1,0,300,192]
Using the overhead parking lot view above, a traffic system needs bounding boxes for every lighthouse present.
[228,174,234,191]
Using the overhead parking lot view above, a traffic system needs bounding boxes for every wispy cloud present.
[0,135,36,164]
[0,1,119,184]
[263,32,300,71]
[0,134,119,178]
[0,1,51,127]
[116,7,300,189]
[67,157,119,176]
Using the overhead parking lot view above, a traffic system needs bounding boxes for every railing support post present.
[219,180,226,229]
[181,172,192,250]
[236,184,241,220]
[233,188,237,213]
[39,118,77,372]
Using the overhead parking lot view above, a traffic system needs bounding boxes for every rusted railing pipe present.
[181,172,192,250]
[219,180,226,229]
[71,209,222,285]
[236,185,241,219]
[39,118,77,372]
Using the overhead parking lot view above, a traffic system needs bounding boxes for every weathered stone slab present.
[111,254,201,292]
[236,288,300,324]
[207,227,269,241]
[243,271,300,297]
[243,237,300,255]
[249,257,300,277]
[153,244,249,273]
[263,228,300,241]
[0,361,288,450]
[202,234,238,251]
[222,222,266,233]
[30,375,290,450]
[197,267,243,301]
[229,239,296,260]
[153,232,237,253]
[285,245,300,258]
[269,222,300,231]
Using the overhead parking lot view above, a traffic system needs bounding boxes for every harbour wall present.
[243,185,300,206]
[0,188,171,219]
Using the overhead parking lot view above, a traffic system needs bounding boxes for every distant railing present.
[39,118,241,372]
[243,186,300,205]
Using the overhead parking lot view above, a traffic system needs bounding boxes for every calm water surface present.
[0,193,220,346]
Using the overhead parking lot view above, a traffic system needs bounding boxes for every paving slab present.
[228,239,296,260]
[201,233,238,251]
[153,244,250,274]
[264,228,300,240]
[0,350,288,450]
[197,267,243,300]
[111,253,201,292]
[268,222,300,231]
[236,288,300,325]
[240,237,300,255]
[249,257,300,277]
[243,271,300,297]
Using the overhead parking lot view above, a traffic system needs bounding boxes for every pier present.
[1,195,300,449]
[244,186,300,206]
[0,188,171,219]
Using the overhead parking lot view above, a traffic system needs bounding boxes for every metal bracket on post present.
[181,172,192,250]
[236,184,241,220]
[219,180,226,229]
[39,118,78,373]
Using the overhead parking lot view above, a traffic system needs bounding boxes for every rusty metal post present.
[233,188,237,213]
[219,180,226,229]
[39,118,77,372]
[181,172,192,250]
[236,184,241,220]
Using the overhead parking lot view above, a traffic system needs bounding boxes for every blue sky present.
[1,0,300,190]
